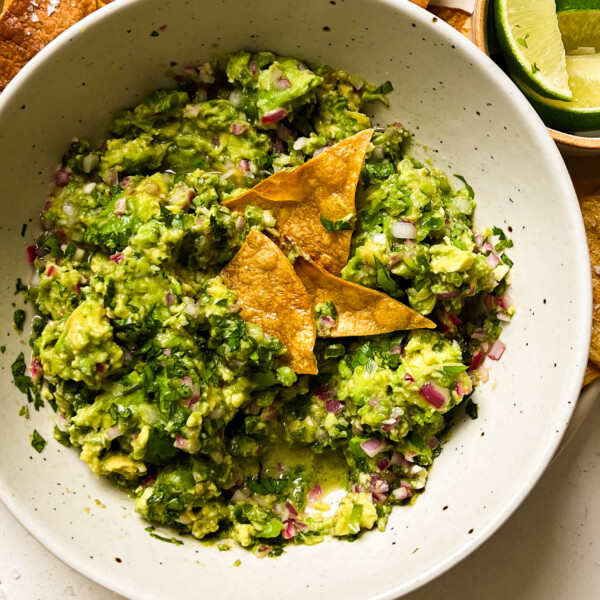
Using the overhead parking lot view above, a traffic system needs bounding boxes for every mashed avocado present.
[15,50,513,556]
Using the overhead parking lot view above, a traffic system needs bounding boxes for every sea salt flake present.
[31,13,39,22]
[47,5,57,16]
[594,266,600,276]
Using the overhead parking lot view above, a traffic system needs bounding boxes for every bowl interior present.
[0,1,591,599]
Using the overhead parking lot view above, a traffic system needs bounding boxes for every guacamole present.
[14,50,513,556]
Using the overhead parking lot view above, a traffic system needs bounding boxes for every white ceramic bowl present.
[0,1,591,598]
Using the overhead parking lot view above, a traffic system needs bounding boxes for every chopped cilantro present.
[31,429,46,453]
[15,278,28,295]
[517,33,529,48]
[150,30,159,37]
[320,215,353,231]
[531,62,540,74]
[454,174,474,199]
[14,309,25,332]
[501,254,514,267]
[0,345,5,354]
[374,257,403,298]
[19,405,29,419]
[443,365,468,374]
[465,398,478,420]
[150,532,184,545]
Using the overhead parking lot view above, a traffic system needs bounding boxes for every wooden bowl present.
[474,0,600,153]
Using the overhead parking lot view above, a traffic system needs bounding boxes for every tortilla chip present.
[429,6,472,38]
[0,0,108,91]
[295,257,435,337]
[410,0,430,8]
[583,360,600,387]
[581,196,600,367]
[222,129,373,275]
[221,230,317,374]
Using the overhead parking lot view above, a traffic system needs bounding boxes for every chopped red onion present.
[141,475,157,488]
[211,135,220,148]
[231,122,249,135]
[498,295,513,310]
[497,311,511,322]
[286,502,298,517]
[276,124,292,140]
[120,176,131,189]
[95,363,106,374]
[274,77,291,90]
[377,458,390,471]
[392,486,410,500]
[314,386,335,401]
[238,159,250,171]
[106,426,121,440]
[54,169,70,187]
[110,253,125,264]
[479,366,490,382]
[368,397,380,407]
[174,435,187,449]
[404,372,415,383]
[471,329,488,340]
[419,382,448,409]
[427,437,440,449]
[391,220,416,240]
[184,300,199,318]
[436,290,460,300]
[488,340,506,361]
[180,376,193,389]
[30,358,43,383]
[229,89,243,108]
[360,438,386,458]
[231,489,248,503]
[184,103,202,118]
[106,169,119,187]
[469,349,484,371]
[263,405,279,421]
[166,292,175,306]
[235,216,246,231]
[282,521,297,539]
[326,400,344,414]
[46,264,56,277]
[56,412,68,433]
[448,313,462,326]
[260,108,288,124]
[293,137,308,151]
[26,245,37,263]
[250,61,258,76]
[114,196,127,215]
[389,345,403,355]
[486,253,500,269]
[308,485,322,502]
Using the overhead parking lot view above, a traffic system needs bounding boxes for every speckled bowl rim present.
[473,0,600,151]
[0,1,591,599]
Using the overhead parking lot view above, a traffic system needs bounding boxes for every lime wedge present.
[495,0,573,101]
[514,54,600,132]
[556,0,600,53]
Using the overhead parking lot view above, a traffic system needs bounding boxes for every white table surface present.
[1,390,598,600]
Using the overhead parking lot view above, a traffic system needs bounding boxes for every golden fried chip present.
[583,360,600,387]
[221,230,317,374]
[410,0,430,8]
[0,0,108,91]
[429,6,472,38]
[222,129,373,275]
[295,257,435,337]
[581,196,600,367]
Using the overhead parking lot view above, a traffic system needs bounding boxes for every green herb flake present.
[374,257,403,298]
[31,429,46,453]
[517,33,529,48]
[320,215,354,231]
[443,365,468,374]
[465,398,478,420]
[501,254,514,268]
[454,174,474,199]
[531,62,540,74]
[14,309,26,332]
[19,405,29,419]
[150,30,159,37]
[1,345,6,354]
[150,532,184,545]
[15,278,28,295]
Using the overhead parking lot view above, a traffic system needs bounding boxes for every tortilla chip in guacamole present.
[295,257,435,337]
[220,230,317,374]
